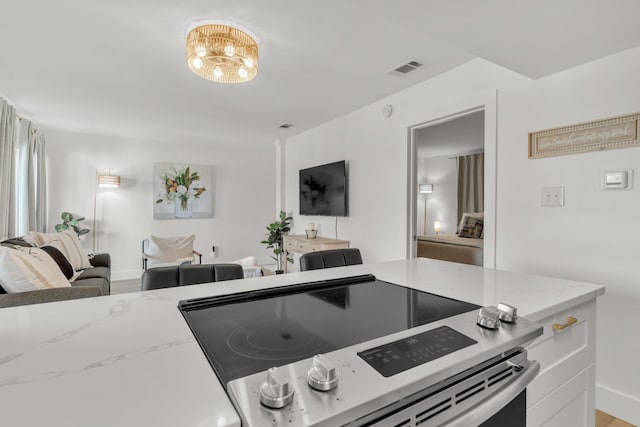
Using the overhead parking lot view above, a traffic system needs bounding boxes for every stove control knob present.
[476,306,501,330]
[497,302,518,323]
[260,367,294,409]
[307,354,340,391]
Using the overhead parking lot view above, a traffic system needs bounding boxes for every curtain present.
[22,120,47,232]
[456,153,484,223]
[0,97,17,239]
[0,96,47,239]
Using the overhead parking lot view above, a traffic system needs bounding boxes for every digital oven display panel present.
[357,326,477,377]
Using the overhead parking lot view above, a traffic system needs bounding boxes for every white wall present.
[284,49,640,423]
[418,155,457,236]
[45,129,276,280]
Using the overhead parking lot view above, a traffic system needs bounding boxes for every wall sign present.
[528,112,640,159]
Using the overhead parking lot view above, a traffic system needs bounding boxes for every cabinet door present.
[527,364,595,427]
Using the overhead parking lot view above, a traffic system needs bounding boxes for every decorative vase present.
[175,198,193,218]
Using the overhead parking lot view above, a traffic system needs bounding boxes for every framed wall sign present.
[529,113,640,159]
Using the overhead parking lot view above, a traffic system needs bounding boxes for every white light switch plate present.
[541,186,565,207]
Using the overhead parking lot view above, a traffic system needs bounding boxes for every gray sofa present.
[0,238,110,308]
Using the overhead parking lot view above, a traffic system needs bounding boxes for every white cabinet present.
[526,300,596,427]
[283,235,350,255]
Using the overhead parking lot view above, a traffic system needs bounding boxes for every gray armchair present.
[299,248,363,271]
[141,263,244,291]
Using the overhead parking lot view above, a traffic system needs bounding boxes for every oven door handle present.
[444,359,540,427]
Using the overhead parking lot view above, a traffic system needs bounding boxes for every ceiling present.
[1,0,639,146]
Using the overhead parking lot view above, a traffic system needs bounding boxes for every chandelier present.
[186,23,259,83]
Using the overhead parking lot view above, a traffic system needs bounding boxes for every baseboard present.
[596,383,640,425]
[111,269,141,281]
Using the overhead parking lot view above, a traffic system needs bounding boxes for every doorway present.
[406,91,498,268]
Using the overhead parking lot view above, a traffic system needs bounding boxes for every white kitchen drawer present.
[527,364,595,427]
[526,299,595,408]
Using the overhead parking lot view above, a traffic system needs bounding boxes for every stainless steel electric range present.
[178,274,543,426]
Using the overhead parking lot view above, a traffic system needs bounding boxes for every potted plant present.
[261,211,294,274]
[55,212,90,237]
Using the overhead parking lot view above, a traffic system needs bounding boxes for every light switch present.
[541,186,565,207]
[601,169,633,190]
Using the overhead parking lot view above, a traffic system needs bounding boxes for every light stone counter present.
[0,258,604,426]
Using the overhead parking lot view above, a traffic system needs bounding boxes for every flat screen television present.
[299,160,347,216]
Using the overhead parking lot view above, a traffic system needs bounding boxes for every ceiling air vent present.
[279,123,293,129]
[388,60,423,76]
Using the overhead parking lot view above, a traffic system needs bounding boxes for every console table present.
[283,235,350,255]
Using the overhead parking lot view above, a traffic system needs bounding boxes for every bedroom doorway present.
[406,91,497,268]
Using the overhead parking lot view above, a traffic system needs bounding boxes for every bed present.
[417,234,483,266]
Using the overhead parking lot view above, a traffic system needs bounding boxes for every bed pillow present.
[0,247,71,293]
[457,212,484,234]
[40,245,75,280]
[30,230,92,271]
[146,235,195,263]
[458,217,484,238]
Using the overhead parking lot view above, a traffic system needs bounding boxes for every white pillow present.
[457,212,484,234]
[232,256,258,267]
[146,235,195,263]
[30,230,92,271]
[0,247,71,293]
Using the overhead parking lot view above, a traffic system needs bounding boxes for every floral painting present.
[153,163,213,219]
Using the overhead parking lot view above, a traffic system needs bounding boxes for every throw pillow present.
[0,247,71,293]
[458,217,484,238]
[40,245,75,280]
[457,212,484,234]
[30,230,92,271]
[0,237,35,248]
[146,235,195,263]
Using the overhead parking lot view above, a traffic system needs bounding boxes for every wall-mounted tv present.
[299,160,347,216]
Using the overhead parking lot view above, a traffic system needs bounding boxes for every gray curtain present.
[0,97,17,239]
[456,153,484,222]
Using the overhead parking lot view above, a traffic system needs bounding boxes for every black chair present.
[299,248,363,271]
[141,263,244,291]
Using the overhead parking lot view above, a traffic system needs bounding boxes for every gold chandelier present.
[186,23,259,83]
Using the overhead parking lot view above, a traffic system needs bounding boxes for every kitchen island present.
[0,258,604,427]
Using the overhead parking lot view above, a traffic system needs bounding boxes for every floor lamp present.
[419,184,433,236]
[93,170,120,252]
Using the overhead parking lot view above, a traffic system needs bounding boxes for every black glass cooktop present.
[178,275,479,385]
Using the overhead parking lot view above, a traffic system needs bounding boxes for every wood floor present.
[596,410,636,427]
[111,278,142,294]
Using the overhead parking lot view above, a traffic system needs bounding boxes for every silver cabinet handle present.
[444,359,540,427]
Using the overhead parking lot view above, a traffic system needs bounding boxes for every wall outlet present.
[541,186,565,207]
[210,245,217,258]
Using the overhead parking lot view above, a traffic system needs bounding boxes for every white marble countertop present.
[0,258,604,427]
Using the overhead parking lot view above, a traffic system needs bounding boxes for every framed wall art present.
[529,112,640,159]
[153,163,213,219]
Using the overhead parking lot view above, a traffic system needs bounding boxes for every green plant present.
[55,212,90,237]
[261,210,294,272]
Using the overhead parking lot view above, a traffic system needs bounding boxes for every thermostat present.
[601,169,633,190]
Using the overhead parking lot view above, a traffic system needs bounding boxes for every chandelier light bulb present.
[186,23,259,83]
